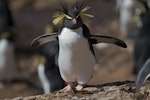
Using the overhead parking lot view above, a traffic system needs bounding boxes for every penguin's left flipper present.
[31,33,58,48]
[136,58,150,92]
[90,35,127,48]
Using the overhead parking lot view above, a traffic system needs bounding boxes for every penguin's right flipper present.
[90,35,127,48]
[31,33,58,48]
[136,58,150,92]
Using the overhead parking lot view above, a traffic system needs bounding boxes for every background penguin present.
[132,0,150,75]
[31,3,127,92]
[0,0,15,70]
[115,0,134,35]
[0,0,19,84]
[35,41,65,93]
[133,0,150,91]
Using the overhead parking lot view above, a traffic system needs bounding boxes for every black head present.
[63,7,83,29]
[53,3,93,30]
[135,0,150,26]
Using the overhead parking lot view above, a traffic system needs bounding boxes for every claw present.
[59,82,76,92]
[59,84,72,92]
[75,84,84,91]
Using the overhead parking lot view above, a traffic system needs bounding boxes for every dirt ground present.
[0,0,137,99]
[11,81,150,100]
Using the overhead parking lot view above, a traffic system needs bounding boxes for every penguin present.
[36,41,65,93]
[115,0,134,34]
[0,0,17,82]
[134,0,150,91]
[31,3,127,92]
[133,0,150,75]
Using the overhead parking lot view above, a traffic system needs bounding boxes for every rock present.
[9,81,150,100]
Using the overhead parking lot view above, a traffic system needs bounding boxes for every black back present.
[37,41,65,92]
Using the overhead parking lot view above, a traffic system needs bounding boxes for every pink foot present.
[75,84,84,91]
[59,84,72,92]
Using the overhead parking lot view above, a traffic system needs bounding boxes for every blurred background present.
[0,0,148,99]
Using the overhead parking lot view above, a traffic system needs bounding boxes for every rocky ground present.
[0,0,147,99]
[11,81,150,100]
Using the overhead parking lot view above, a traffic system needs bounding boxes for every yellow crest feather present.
[81,7,91,13]
[80,7,94,22]
[81,13,94,18]
[52,6,94,26]
[53,11,65,25]
[80,6,94,18]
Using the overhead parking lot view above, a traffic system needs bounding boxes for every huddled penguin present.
[31,3,127,92]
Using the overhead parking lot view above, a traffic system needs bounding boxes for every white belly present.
[58,28,95,83]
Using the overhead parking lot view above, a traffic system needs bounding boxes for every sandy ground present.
[0,0,136,99]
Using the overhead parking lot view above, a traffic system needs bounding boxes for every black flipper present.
[136,58,150,91]
[90,35,127,48]
[31,33,58,48]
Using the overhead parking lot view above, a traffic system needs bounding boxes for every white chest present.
[58,27,95,76]
[58,28,84,47]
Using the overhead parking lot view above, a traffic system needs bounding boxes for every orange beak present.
[72,18,77,24]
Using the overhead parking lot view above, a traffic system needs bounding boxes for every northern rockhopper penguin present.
[31,3,127,92]
[0,0,18,85]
